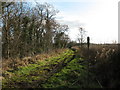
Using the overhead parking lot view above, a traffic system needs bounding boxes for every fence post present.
[87,37,90,50]
[87,36,90,87]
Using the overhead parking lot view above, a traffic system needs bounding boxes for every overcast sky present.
[25,0,119,43]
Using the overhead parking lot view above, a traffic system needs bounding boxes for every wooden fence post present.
[87,36,90,87]
[87,36,90,50]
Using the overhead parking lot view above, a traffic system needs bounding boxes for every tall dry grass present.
[77,44,119,88]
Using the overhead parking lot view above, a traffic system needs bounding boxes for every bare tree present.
[54,24,69,48]
[77,27,86,46]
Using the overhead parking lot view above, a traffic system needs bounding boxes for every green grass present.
[2,49,75,88]
[2,49,100,88]
[41,57,100,88]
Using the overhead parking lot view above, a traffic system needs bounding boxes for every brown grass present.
[2,48,68,71]
[77,44,119,88]
[77,44,118,61]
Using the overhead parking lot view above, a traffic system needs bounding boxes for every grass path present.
[2,49,100,88]
[2,49,76,88]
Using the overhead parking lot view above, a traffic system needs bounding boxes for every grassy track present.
[2,49,75,88]
[2,49,100,88]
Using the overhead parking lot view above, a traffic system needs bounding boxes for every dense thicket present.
[2,2,70,59]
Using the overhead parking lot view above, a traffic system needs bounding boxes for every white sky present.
[51,0,119,44]
[7,0,119,44]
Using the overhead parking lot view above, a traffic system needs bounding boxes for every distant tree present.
[77,27,86,46]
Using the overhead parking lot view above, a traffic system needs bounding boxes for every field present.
[2,44,120,88]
